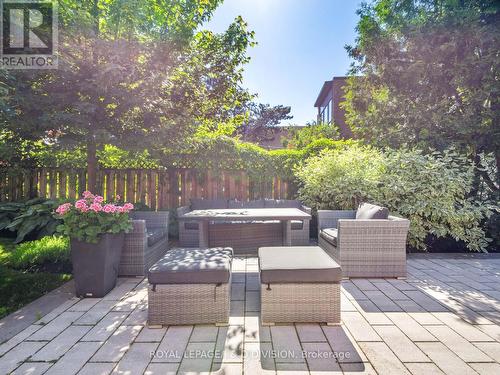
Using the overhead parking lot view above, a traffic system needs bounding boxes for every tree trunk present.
[87,135,97,193]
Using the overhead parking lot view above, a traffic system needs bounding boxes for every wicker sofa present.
[178,198,311,254]
[318,203,410,278]
[119,211,169,276]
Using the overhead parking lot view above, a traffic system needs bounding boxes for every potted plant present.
[55,191,133,298]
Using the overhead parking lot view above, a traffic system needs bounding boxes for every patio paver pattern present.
[1,254,500,374]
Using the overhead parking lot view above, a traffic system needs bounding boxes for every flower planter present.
[71,233,125,298]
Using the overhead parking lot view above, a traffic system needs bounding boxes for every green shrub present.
[286,123,340,148]
[296,146,495,251]
[295,144,385,209]
[9,236,70,269]
[0,198,61,243]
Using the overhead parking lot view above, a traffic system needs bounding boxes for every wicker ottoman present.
[148,247,233,326]
[259,246,341,325]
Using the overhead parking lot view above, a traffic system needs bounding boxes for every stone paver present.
[385,312,437,341]
[91,325,142,362]
[341,311,381,342]
[191,325,219,342]
[81,312,129,342]
[372,325,429,362]
[242,342,275,375]
[358,342,411,375]
[469,362,500,375]
[31,324,91,361]
[425,325,493,362]
[403,363,445,375]
[0,341,46,374]
[340,362,377,374]
[144,362,179,374]
[322,326,368,364]
[296,324,327,342]
[473,341,500,360]
[45,341,103,375]
[28,311,83,341]
[78,362,116,375]
[302,342,341,372]
[416,342,477,375]
[215,325,245,363]
[76,300,117,325]
[152,325,193,363]
[2,255,500,375]
[112,342,159,374]
[432,311,495,342]
[0,325,42,356]
[136,327,167,342]
[270,326,304,364]
[178,342,216,374]
[11,362,53,375]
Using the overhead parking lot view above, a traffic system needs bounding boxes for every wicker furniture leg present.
[199,219,209,248]
[282,220,292,246]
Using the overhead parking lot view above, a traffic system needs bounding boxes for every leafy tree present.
[285,123,340,149]
[344,0,500,192]
[237,103,293,142]
[1,0,255,191]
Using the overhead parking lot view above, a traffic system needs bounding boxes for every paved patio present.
[0,254,499,375]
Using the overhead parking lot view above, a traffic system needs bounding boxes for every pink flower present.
[115,195,121,200]
[103,204,116,213]
[75,199,88,211]
[123,203,134,211]
[82,191,94,199]
[89,203,102,212]
[56,203,72,215]
[93,195,104,203]
[116,206,126,213]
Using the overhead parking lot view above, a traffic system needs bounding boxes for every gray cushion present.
[264,199,301,209]
[147,229,167,246]
[259,246,342,283]
[184,222,199,230]
[320,228,338,247]
[291,220,303,230]
[148,247,233,285]
[228,199,265,208]
[356,202,389,220]
[191,199,228,210]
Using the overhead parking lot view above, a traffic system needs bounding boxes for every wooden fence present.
[0,168,298,209]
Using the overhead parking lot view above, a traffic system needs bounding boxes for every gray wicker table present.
[179,208,312,248]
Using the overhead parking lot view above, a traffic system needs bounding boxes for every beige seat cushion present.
[320,228,338,247]
[258,246,341,283]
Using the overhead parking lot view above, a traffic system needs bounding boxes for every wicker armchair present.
[119,211,169,276]
[318,208,409,278]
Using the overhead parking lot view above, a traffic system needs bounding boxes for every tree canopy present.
[343,0,499,190]
[0,0,255,190]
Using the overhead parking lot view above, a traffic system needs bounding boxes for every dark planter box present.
[71,233,125,298]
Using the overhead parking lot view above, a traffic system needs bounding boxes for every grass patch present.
[0,237,71,320]
[9,236,70,271]
[0,267,71,319]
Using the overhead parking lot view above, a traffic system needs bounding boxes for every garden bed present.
[0,238,71,319]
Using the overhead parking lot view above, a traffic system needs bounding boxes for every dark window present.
[319,99,332,124]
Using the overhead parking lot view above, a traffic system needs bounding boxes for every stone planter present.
[71,233,125,298]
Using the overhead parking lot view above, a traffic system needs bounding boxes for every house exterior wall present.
[314,76,353,139]
[331,77,352,138]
